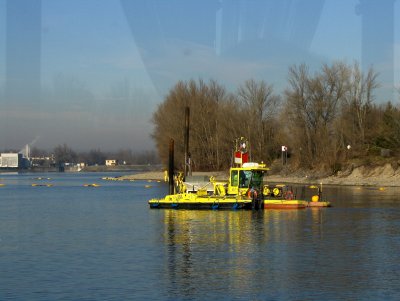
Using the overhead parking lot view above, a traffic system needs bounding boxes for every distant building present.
[0,153,31,169]
[31,156,54,167]
[0,153,22,168]
[106,159,118,166]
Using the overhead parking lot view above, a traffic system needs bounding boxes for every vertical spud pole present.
[169,139,175,195]
[184,106,190,178]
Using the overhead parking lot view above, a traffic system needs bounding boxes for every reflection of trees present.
[161,210,307,297]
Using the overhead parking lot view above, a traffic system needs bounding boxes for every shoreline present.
[118,165,400,187]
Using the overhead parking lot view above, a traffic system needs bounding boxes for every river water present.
[0,172,399,300]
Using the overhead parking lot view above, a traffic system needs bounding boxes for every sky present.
[0,0,399,152]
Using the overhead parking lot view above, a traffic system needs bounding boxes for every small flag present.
[234,151,242,164]
[235,151,248,164]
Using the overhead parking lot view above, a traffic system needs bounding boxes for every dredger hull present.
[149,195,331,210]
[149,193,253,210]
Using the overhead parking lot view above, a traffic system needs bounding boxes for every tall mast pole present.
[168,139,174,195]
[184,106,190,178]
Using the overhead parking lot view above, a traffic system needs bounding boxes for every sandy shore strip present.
[117,171,229,181]
[109,168,400,187]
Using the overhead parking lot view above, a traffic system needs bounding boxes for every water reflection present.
[163,210,258,298]
[2,174,400,300]
[161,210,316,298]
[157,200,400,300]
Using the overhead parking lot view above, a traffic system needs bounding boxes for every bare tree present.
[53,144,77,164]
[284,62,349,169]
[374,102,400,150]
[237,79,280,162]
[152,79,228,170]
[152,62,382,173]
[344,63,379,150]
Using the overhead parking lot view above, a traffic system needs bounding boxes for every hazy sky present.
[0,0,399,151]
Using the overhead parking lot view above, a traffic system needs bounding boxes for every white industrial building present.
[0,153,22,168]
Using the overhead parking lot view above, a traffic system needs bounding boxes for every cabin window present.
[239,170,252,188]
[250,171,264,189]
[231,170,238,186]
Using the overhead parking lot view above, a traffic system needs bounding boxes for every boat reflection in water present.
[159,208,310,298]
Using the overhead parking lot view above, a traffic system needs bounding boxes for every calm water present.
[1,172,400,301]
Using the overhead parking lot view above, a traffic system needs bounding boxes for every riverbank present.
[82,164,162,172]
[118,163,400,187]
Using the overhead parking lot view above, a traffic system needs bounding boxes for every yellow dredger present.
[149,162,270,210]
[148,164,331,210]
[149,138,331,210]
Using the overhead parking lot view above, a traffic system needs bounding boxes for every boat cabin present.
[227,163,269,196]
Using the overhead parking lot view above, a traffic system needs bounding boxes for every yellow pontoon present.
[149,137,331,210]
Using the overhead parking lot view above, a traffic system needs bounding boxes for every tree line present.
[152,61,400,173]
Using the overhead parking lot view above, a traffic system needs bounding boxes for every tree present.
[152,62,382,173]
[374,102,400,149]
[30,147,50,158]
[284,62,349,169]
[53,144,77,165]
[152,79,230,170]
[86,149,106,166]
[236,79,280,162]
[342,63,379,152]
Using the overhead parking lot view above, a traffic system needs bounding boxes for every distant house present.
[106,159,118,166]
